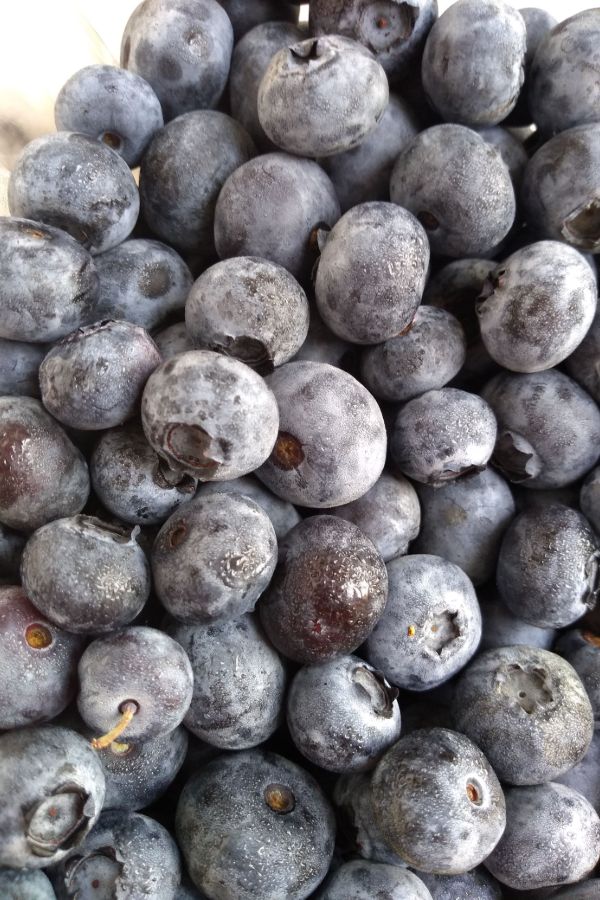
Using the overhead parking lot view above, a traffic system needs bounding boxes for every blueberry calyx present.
[562,196,600,251]
[352,665,399,718]
[492,430,542,483]
[290,40,321,63]
[26,785,94,858]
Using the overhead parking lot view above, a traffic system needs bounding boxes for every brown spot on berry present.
[25,623,53,650]
[271,432,304,470]
[264,783,295,814]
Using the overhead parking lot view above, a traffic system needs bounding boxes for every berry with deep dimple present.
[309,0,438,79]
[7,133,139,255]
[256,361,387,508]
[0,868,56,899]
[176,750,336,899]
[390,388,497,486]
[0,523,25,581]
[329,471,420,563]
[153,493,277,624]
[94,239,192,331]
[0,337,46,398]
[77,626,194,744]
[141,350,279,481]
[54,810,181,900]
[259,515,388,664]
[317,860,433,900]
[555,630,600,726]
[314,202,429,345]
[185,256,309,373]
[566,306,600,404]
[371,728,506,874]
[484,783,600,890]
[496,503,599,629]
[0,585,84,729]
[360,306,466,402]
[214,152,341,281]
[479,587,556,652]
[21,515,151,634]
[257,35,389,158]
[121,0,233,121]
[581,467,600,534]
[0,396,90,532]
[0,217,99,343]
[452,645,594,785]
[0,725,105,869]
[421,0,526,126]
[417,868,503,900]
[476,241,598,373]
[39,320,162,431]
[140,111,255,258]
[390,125,516,258]
[364,554,482,691]
[286,655,401,773]
[168,614,286,749]
[482,369,600,489]
[197,475,301,541]
[54,64,164,166]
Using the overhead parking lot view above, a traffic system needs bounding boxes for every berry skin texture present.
[176,750,336,900]
[317,860,433,900]
[0,337,46,398]
[452,645,594,786]
[0,217,99,343]
[256,361,387,508]
[141,350,279,481]
[152,322,195,360]
[196,475,301,541]
[417,868,502,900]
[390,388,497,486]
[0,725,105,869]
[581,466,600,534]
[484,783,600,890]
[219,0,297,42]
[555,629,600,727]
[257,35,389,159]
[371,727,506,875]
[364,554,482,691]
[496,503,599,629]
[7,133,139,255]
[0,868,56,899]
[40,320,162,431]
[314,202,430,345]
[333,772,408,867]
[21,515,151,634]
[0,523,25,581]
[0,585,84,729]
[286,655,401,773]
[566,306,600,404]
[259,515,388,664]
[479,588,556,652]
[0,396,90,532]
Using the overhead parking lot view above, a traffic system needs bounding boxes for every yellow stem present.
[91,703,137,750]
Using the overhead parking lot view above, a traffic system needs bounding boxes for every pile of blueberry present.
[2,0,600,896]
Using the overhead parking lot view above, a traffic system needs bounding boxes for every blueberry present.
[39,320,162,431]
[557,728,600,816]
[168,614,286,749]
[8,133,139,254]
[360,306,466,402]
[197,476,301,541]
[185,256,309,372]
[417,868,502,900]
[257,36,389,158]
[0,396,90,532]
[479,587,556,652]
[0,868,56,900]
[0,338,45,397]
[476,241,597,373]
[482,369,600,488]
[581,467,600,534]
[292,307,352,367]
[213,152,340,281]
[0,217,99,343]
[175,882,207,900]
[0,725,105,868]
[452,645,594,785]
[309,0,438,80]
[317,860,433,899]
[330,470,420,563]
[94,239,192,331]
[53,810,181,899]
[152,322,194,360]
[333,773,407,867]
[176,750,336,899]
[0,585,84,729]
[314,202,429,344]
[565,306,600,403]
[256,361,386,507]
[21,515,151,634]
[77,626,194,744]
[520,6,558,69]
[521,124,600,254]
[390,388,497,485]
[555,629,600,726]
[484,783,600,890]
[529,11,600,137]
[421,0,526,126]
[229,21,304,150]
[321,94,419,213]
[554,881,600,899]
[390,125,516,258]
[476,125,529,189]
[365,554,482,691]
[140,111,254,257]
[0,524,25,581]
[259,515,388,663]
[121,0,233,121]
[54,65,163,166]
[371,727,506,874]
[496,504,599,628]
[287,655,401,773]
[153,493,277,624]
[218,0,297,41]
